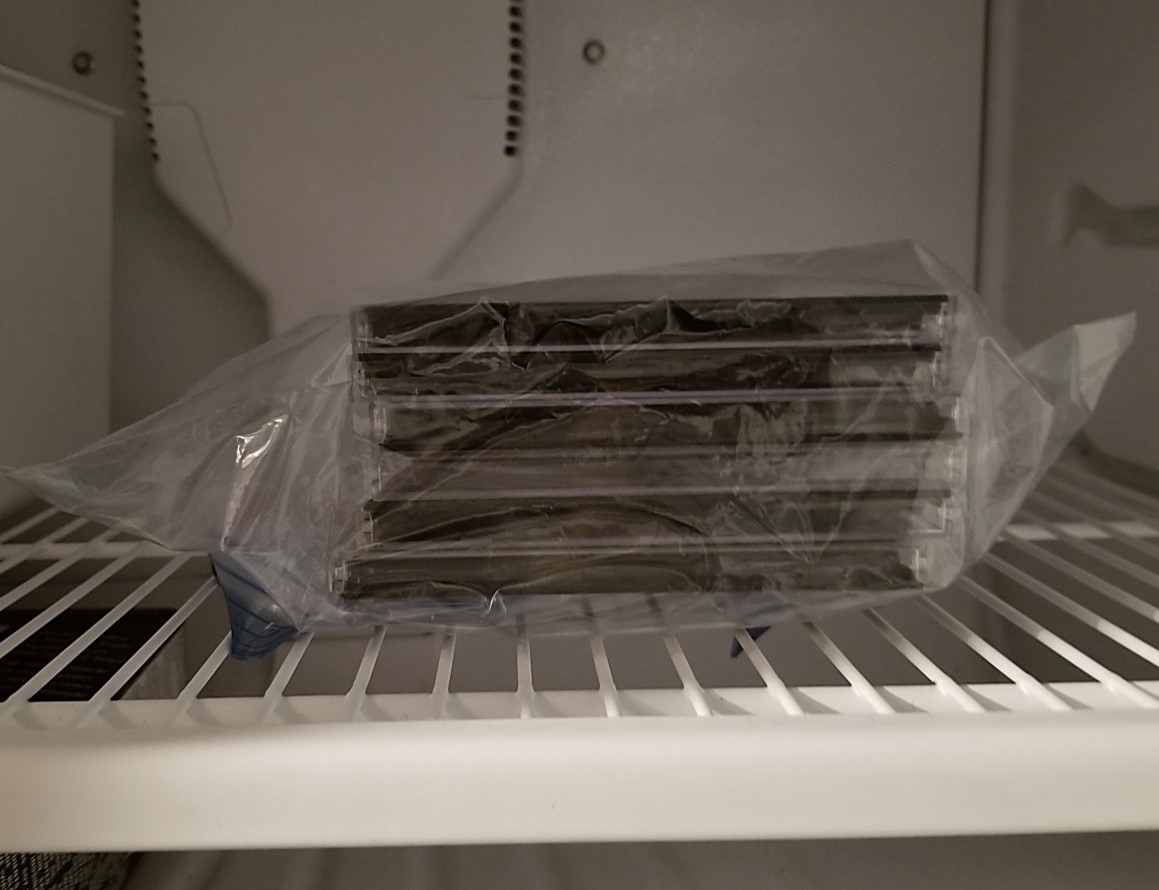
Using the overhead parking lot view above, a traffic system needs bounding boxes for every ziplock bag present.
[6,242,1135,658]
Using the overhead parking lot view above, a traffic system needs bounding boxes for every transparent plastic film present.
[5,242,1134,657]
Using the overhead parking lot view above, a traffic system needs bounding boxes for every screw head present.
[71,51,95,76]
[582,40,605,65]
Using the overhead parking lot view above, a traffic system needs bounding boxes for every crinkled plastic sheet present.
[7,242,1135,658]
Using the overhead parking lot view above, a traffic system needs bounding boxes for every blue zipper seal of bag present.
[209,553,297,659]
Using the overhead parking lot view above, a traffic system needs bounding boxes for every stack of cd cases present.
[333,280,965,630]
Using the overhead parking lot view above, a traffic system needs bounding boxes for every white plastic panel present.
[2,462,1159,850]
[138,0,520,331]
[0,67,117,515]
[0,1,271,429]
[141,0,985,332]
[988,0,1159,470]
[447,0,985,288]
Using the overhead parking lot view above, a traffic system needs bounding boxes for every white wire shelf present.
[2,460,1159,851]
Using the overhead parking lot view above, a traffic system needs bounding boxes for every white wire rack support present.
[3,463,1159,850]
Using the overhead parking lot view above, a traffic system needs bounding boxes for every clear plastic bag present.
[6,242,1135,658]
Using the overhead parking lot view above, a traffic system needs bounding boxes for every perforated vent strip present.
[131,1,159,162]
[505,0,525,157]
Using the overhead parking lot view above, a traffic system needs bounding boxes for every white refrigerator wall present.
[987,0,1159,471]
[138,0,985,332]
[1,0,986,418]
[0,69,115,515]
[0,0,267,430]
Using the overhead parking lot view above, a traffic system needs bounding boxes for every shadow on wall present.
[0,0,269,428]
